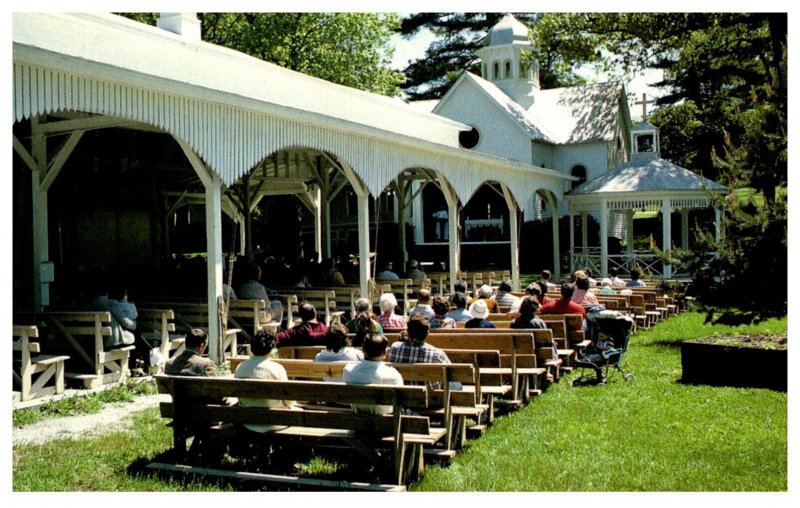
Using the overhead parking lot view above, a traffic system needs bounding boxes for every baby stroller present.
[572,308,634,386]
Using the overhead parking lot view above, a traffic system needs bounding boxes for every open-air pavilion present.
[12,13,571,361]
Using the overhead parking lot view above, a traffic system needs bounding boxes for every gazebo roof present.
[567,157,726,196]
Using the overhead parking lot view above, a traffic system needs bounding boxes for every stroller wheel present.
[624,374,633,381]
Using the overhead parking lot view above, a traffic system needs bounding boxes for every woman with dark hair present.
[429,295,456,329]
[314,323,363,362]
[510,296,547,329]
[352,311,380,348]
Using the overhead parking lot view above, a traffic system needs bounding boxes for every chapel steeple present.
[475,13,540,108]
[630,93,660,161]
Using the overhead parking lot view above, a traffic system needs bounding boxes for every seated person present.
[608,267,626,287]
[342,334,403,415]
[429,294,456,329]
[387,313,450,364]
[406,259,427,280]
[539,283,587,318]
[571,277,599,305]
[375,261,400,281]
[409,288,435,319]
[345,298,383,334]
[450,279,473,306]
[474,284,499,313]
[321,257,345,286]
[491,280,520,309]
[234,330,298,432]
[375,292,407,329]
[446,292,472,322]
[314,323,364,362]
[238,263,271,306]
[599,279,616,294]
[626,269,646,287]
[165,328,218,377]
[510,296,548,330]
[351,311,383,348]
[275,302,329,346]
[465,300,496,329]
[510,282,552,312]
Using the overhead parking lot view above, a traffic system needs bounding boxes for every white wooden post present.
[441,183,460,294]
[339,161,371,299]
[205,174,224,363]
[662,198,672,278]
[31,125,49,310]
[313,185,322,260]
[581,212,588,255]
[550,196,561,282]
[569,208,575,275]
[626,209,635,258]
[397,182,408,267]
[501,185,520,290]
[600,200,608,278]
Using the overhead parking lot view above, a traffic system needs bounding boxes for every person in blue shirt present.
[626,269,646,287]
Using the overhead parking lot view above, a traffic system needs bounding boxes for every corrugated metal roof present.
[568,157,726,195]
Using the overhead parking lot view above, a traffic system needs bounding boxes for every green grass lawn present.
[12,312,787,491]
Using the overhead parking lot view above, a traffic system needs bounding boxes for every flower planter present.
[681,339,787,391]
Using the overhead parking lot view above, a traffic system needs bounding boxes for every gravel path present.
[12,394,170,447]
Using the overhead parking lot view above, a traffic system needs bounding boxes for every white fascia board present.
[13,13,469,145]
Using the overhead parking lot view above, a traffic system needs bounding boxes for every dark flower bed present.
[686,333,787,350]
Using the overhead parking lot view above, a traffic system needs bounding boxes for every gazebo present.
[565,116,727,279]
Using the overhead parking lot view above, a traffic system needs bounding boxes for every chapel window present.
[504,60,512,79]
[571,165,587,190]
[493,62,500,80]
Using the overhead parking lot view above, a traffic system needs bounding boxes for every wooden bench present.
[154,375,445,488]
[138,301,241,360]
[274,290,343,327]
[258,358,480,454]
[384,332,543,406]
[137,308,184,362]
[15,311,135,389]
[13,325,70,402]
[540,313,589,349]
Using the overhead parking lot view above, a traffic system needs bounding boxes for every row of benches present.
[154,325,567,489]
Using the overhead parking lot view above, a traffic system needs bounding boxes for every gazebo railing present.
[572,250,664,277]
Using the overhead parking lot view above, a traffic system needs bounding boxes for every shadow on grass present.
[126,433,399,491]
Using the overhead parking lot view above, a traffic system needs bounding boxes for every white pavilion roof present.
[12,12,570,207]
[568,157,726,196]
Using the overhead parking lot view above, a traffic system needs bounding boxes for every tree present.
[119,13,404,96]
[398,13,603,100]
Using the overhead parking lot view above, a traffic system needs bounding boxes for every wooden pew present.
[137,308,184,362]
[384,332,542,406]
[539,313,589,349]
[154,375,445,488]
[13,325,70,402]
[138,301,241,360]
[15,311,135,389]
[274,290,343,326]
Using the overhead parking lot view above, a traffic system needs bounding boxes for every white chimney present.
[157,13,201,41]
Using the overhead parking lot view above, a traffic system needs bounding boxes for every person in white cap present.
[465,299,496,329]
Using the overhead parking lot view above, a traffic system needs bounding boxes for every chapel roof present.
[567,157,726,196]
[484,13,531,47]
[464,72,624,145]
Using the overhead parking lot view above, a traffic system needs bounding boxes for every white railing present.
[571,250,664,277]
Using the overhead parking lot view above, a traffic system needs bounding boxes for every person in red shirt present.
[539,283,587,318]
[276,302,329,346]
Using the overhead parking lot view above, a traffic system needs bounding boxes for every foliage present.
[119,13,404,95]
[398,13,602,100]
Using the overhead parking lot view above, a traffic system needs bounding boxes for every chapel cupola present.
[475,13,540,108]
[630,94,660,161]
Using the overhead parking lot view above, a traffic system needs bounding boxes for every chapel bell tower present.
[475,13,540,108]
[630,94,660,161]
